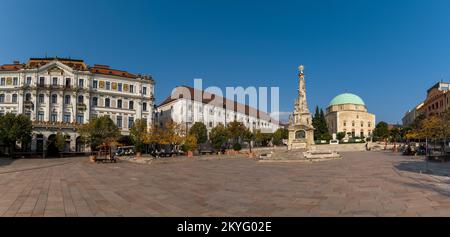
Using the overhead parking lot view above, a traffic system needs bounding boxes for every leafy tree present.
[78,116,120,151]
[373,121,390,141]
[182,135,198,152]
[147,121,184,145]
[0,113,33,157]
[227,121,246,143]
[255,130,273,147]
[336,132,346,141]
[209,123,229,150]
[130,119,147,153]
[189,122,208,144]
[273,128,288,146]
[242,128,255,152]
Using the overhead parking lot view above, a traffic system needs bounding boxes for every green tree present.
[242,128,255,152]
[336,132,346,141]
[227,121,246,143]
[182,135,198,152]
[255,130,273,147]
[273,128,288,146]
[78,116,120,151]
[0,113,33,157]
[373,121,390,141]
[130,119,148,153]
[209,123,229,150]
[189,122,208,144]
[313,106,331,140]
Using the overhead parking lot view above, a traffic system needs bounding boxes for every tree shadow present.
[0,158,16,167]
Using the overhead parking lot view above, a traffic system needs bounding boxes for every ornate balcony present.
[77,103,87,111]
[32,121,80,130]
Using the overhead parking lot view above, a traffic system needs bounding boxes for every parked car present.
[149,144,183,158]
[198,143,216,155]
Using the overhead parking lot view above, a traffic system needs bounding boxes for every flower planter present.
[187,151,194,158]
[89,155,96,162]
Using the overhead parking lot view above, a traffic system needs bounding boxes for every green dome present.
[329,93,365,107]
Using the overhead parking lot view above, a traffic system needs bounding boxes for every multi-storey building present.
[0,57,155,153]
[402,81,450,126]
[155,86,280,135]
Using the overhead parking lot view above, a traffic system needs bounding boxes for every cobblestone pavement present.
[1,151,450,217]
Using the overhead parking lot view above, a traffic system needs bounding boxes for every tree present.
[0,113,33,157]
[227,121,246,143]
[313,106,331,141]
[242,128,255,152]
[78,116,120,151]
[182,135,198,152]
[209,123,229,150]
[147,121,184,145]
[189,122,208,144]
[255,130,273,147]
[273,128,288,146]
[336,132,346,141]
[130,119,147,153]
[373,121,390,141]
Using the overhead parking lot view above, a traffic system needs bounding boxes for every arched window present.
[65,95,71,104]
[105,98,110,108]
[38,94,45,103]
[295,130,306,140]
[25,93,31,102]
[51,94,57,104]
[78,95,84,104]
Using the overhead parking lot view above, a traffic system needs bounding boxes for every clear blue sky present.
[1,0,450,124]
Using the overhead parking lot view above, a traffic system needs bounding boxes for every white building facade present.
[156,86,280,135]
[0,58,155,153]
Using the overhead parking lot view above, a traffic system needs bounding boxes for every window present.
[93,80,98,89]
[78,95,84,104]
[37,112,44,122]
[105,98,110,107]
[368,122,371,128]
[39,77,45,86]
[25,93,31,102]
[209,122,213,128]
[76,114,84,124]
[142,87,147,95]
[64,113,71,123]
[38,94,44,103]
[65,95,71,104]
[13,77,18,86]
[129,85,134,93]
[116,116,122,128]
[51,113,57,122]
[0,94,4,102]
[117,99,122,109]
[343,121,347,127]
[52,77,58,86]
[12,94,17,103]
[0,78,5,86]
[26,77,31,85]
[51,94,57,104]
[129,101,134,110]
[118,83,122,92]
[352,121,355,127]
[143,102,147,111]
[78,79,84,87]
[106,82,111,90]
[361,122,364,127]
[128,117,134,128]
[65,78,71,87]
[92,97,98,106]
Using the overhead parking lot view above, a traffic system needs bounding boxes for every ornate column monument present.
[288,65,315,150]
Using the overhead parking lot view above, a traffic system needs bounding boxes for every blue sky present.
[1,0,450,123]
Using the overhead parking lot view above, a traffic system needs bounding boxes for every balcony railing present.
[77,103,87,111]
[32,121,81,129]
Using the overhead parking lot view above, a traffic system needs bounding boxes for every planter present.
[136,152,142,159]
[187,151,194,158]
[89,155,96,162]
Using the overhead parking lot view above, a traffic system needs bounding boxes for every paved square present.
[1,151,450,217]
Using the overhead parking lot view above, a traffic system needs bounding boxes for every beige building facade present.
[325,93,375,139]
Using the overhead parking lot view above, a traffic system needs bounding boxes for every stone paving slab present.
[1,152,450,216]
